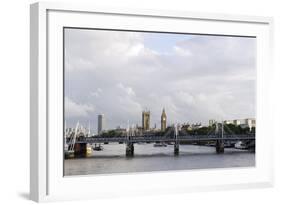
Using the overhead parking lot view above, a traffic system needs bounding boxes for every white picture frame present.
[30,2,274,202]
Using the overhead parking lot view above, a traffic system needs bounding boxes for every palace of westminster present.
[95,108,255,135]
[142,108,167,132]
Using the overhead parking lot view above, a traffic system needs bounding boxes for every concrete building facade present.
[209,119,216,126]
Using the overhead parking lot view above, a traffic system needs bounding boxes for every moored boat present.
[64,150,75,159]
[153,142,167,147]
[92,144,104,151]
[234,141,247,149]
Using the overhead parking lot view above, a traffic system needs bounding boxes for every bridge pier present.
[74,142,88,157]
[174,143,179,155]
[126,143,134,157]
[216,140,224,154]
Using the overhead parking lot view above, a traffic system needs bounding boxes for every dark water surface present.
[64,144,255,176]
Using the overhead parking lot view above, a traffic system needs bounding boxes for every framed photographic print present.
[30,2,274,202]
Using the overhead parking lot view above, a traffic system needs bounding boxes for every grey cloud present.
[64,28,256,133]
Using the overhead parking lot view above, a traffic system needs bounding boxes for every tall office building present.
[142,110,150,130]
[161,108,167,131]
[98,114,105,134]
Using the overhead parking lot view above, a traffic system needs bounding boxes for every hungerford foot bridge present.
[65,122,255,157]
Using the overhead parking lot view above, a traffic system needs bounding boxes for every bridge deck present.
[67,134,255,144]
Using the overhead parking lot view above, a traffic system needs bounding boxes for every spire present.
[161,107,166,117]
[88,121,91,136]
[161,107,167,131]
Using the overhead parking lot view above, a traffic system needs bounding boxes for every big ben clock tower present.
[161,108,167,131]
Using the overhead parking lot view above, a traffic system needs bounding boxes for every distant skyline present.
[64,28,256,132]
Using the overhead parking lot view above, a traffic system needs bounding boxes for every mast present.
[88,121,91,137]
[222,120,224,139]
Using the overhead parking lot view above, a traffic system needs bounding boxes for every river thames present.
[64,144,255,176]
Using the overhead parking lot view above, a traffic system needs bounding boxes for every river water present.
[64,144,255,176]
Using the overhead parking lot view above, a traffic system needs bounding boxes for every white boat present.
[234,141,247,149]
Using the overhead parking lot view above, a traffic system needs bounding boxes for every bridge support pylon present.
[174,143,179,155]
[126,143,134,157]
[74,142,88,158]
[216,140,224,154]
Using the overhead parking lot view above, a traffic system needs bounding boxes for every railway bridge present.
[65,122,255,157]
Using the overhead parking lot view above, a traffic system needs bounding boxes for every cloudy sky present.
[64,28,256,132]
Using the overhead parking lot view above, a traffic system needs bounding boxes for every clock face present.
[163,117,166,121]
